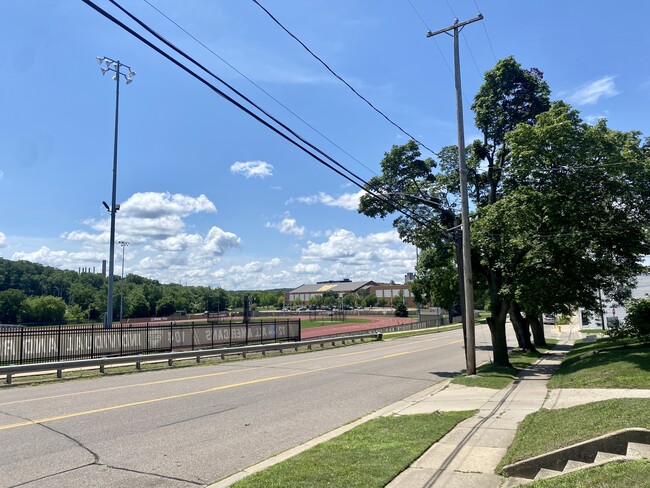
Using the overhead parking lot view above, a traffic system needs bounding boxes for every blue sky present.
[1,1,649,290]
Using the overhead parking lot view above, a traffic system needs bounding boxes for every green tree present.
[22,296,67,323]
[0,289,26,323]
[364,294,378,308]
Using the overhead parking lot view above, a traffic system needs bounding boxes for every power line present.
[250,0,441,157]
[142,0,378,179]
[472,0,498,63]
[83,0,432,229]
[406,0,431,31]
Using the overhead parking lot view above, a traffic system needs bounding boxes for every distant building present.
[286,279,377,304]
[369,283,417,308]
[286,278,419,308]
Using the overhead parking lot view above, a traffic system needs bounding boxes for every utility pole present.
[427,13,483,375]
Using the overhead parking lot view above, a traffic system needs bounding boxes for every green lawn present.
[231,411,475,488]
[452,340,558,389]
[300,318,372,329]
[547,338,650,389]
[498,338,650,473]
[497,398,650,472]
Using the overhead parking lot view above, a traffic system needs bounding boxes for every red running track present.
[300,314,416,339]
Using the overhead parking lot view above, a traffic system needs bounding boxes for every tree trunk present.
[529,313,547,348]
[509,300,535,352]
[487,298,511,367]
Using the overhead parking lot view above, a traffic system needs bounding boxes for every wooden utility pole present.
[427,14,483,375]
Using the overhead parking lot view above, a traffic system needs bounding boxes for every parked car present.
[542,314,556,325]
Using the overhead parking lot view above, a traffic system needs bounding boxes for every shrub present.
[608,297,650,339]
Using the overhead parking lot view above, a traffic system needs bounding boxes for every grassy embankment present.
[498,336,650,486]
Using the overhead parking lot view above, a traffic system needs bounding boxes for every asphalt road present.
[0,326,498,487]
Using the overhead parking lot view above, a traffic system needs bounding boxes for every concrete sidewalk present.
[214,323,583,488]
[385,324,579,488]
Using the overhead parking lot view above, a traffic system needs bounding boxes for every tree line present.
[0,257,288,325]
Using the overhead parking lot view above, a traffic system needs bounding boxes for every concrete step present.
[563,459,590,472]
[593,451,627,463]
[503,429,650,481]
[627,442,650,460]
[533,468,562,481]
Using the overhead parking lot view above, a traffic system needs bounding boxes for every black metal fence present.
[0,319,301,366]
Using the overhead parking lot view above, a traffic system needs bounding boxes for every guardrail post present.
[100,364,105,374]
[5,373,12,384]
[168,358,173,366]
[136,361,141,370]
[57,369,62,379]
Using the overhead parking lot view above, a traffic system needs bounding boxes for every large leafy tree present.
[359,57,650,367]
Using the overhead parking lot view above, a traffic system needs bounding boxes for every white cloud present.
[0,232,6,248]
[12,246,104,269]
[121,192,216,219]
[584,111,610,125]
[567,76,619,106]
[265,217,305,237]
[301,229,415,283]
[288,190,366,211]
[230,160,273,178]
[62,192,219,245]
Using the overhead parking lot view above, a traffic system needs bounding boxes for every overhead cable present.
[251,0,441,157]
[82,0,432,228]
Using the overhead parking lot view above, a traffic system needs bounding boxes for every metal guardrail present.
[0,333,382,384]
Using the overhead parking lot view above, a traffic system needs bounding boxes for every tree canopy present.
[359,56,650,367]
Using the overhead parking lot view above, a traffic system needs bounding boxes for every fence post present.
[211,321,214,349]
[19,327,24,365]
[170,322,174,352]
[91,325,95,359]
[120,325,123,356]
[191,322,195,350]
[298,318,302,341]
[57,325,62,362]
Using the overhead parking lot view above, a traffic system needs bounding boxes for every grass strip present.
[300,318,372,329]
[231,411,475,488]
[382,324,463,340]
[452,340,558,390]
[547,338,650,389]
[526,459,650,487]
[497,398,650,471]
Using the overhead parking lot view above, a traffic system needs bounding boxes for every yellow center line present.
[0,339,462,431]
[0,333,450,407]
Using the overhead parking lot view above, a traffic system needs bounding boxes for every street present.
[0,327,496,487]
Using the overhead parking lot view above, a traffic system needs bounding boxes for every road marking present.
[0,332,453,407]
[0,339,462,431]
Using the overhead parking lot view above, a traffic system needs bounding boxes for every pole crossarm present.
[426,13,483,38]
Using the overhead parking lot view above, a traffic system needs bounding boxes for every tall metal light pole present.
[119,240,129,322]
[427,14,483,375]
[97,56,135,329]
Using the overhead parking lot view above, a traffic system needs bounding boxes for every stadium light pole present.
[119,240,129,322]
[97,56,135,329]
